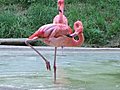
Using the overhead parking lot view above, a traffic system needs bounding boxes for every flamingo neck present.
[58,8,64,23]
[72,33,84,46]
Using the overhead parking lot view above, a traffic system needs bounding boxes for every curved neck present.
[72,33,84,46]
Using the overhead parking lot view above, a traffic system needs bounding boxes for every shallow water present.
[0,48,120,90]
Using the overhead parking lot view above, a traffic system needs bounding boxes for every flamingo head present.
[66,21,83,38]
[58,0,64,13]
[74,20,83,34]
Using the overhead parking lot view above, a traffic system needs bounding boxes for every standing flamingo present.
[26,0,72,83]
[44,21,84,82]
[25,23,72,71]
[52,0,70,82]
[25,21,84,83]
[45,21,84,47]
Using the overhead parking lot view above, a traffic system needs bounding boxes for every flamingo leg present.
[25,40,51,71]
[61,46,64,55]
[53,47,57,83]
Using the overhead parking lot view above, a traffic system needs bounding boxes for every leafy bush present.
[0,0,16,5]
[106,20,120,39]
[0,0,119,46]
[18,0,56,5]
[84,28,105,45]
[0,11,31,38]
[27,4,57,30]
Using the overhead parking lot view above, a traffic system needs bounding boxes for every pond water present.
[0,47,120,90]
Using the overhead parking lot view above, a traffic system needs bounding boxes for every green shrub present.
[84,28,105,45]
[16,0,56,8]
[0,0,119,46]
[27,4,57,30]
[0,11,18,26]
[106,20,120,39]
[0,0,16,5]
[0,11,31,38]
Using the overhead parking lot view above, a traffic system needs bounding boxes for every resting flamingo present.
[25,23,72,70]
[25,21,84,83]
[45,21,84,47]
[53,0,70,82]
[26,0,72,83]
[44,21,84,82]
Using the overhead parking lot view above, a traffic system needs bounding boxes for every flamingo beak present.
[66,32,78,38]
[58,8,62,13]
[58,4,63,13]
[66,34,73,38]
[70,33,78,38]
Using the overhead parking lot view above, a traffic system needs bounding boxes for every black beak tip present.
[58,9,62,13]
[66,34,73,38]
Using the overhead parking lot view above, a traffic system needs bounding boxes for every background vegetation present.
[0,0,120,47]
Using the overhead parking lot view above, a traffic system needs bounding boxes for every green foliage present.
[17,0,56,6]
[84,29,105,45]
[0,11,31,38]
[27,3,57,30]
[0,0,119,46]
[0,0,16,5]
[106,20,120,39]
[0,11,18,37]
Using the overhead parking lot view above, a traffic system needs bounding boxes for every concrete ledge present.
[0,45,120,52]
[0,38,37,45]
[0,38,120,51]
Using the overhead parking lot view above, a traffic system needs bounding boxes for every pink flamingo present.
[45,21,84,47]
[52,0,70,82]
[25,21,84,83]
[26,0,71,83]
[44,21,84,82]
[53,0,68,25]
[25,23,72,70]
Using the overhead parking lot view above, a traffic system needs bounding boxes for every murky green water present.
[0,48,120,90]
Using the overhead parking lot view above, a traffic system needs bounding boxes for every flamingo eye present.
[59,9,62,13]
[58,1,61,5]
[76,23,79,28]
[58,0,64,5]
